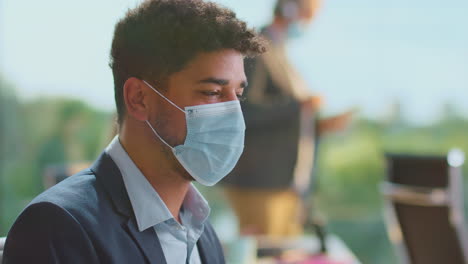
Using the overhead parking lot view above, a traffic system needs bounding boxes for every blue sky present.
[1,0,467,124]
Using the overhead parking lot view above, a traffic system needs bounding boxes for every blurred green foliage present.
[313,111,468,264]
[0,76,114,235]
[2,77,468,264]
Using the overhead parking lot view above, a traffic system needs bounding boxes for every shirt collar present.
[183,183,211,226]
[105,136,210,232]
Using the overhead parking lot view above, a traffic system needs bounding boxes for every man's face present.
[147,49,247,148]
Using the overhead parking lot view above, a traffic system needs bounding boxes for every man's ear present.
[123,77,150,122]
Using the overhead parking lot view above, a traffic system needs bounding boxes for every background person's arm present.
[317,109,355,136]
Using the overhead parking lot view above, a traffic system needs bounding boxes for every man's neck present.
[145,169,190,224]
[119,129,190,223]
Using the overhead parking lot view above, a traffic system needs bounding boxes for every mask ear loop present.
[142,80,185,113]
[145,120,173,149]
[142,80,184,150]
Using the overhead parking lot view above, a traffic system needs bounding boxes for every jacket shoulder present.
[3,195,100,263]
[30,169,107,224]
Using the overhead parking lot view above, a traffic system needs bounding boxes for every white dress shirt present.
[106,136,211,264]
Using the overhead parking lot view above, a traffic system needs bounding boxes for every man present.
[2,0,265,263]
[223,0,352,237]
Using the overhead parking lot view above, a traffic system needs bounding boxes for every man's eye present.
[201,91,220,96]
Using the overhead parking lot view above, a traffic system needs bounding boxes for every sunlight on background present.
[2,0,467,123]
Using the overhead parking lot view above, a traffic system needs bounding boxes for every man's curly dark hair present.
[110,0,266,124]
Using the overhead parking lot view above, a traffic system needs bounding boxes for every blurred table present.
[256,234,361,264]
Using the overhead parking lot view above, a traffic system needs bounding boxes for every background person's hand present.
[301,95,323,113]
[318,108,357,135]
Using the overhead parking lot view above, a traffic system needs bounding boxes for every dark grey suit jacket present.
[2,153,225,264]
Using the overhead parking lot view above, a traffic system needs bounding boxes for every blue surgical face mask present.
[143,80,245,186]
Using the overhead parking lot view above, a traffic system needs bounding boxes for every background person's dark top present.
[2,153,225,264]
[222,53,302,189]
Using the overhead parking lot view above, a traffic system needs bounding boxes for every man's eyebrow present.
[197,78,229,86]
[197,77,248,88]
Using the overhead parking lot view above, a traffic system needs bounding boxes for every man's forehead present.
[164,50,246,88]
[181,50,245,75]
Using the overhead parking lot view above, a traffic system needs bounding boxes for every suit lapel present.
[125,218,167,264]
[197,235,209,264]
[197,227,215,264]
[91,152,132,216]
[91,152,166,264]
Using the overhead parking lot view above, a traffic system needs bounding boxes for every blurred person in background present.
[2,0,265,263]
[223,0,353,237]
